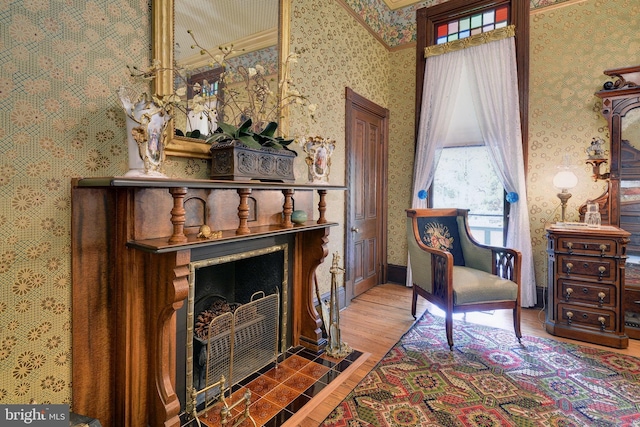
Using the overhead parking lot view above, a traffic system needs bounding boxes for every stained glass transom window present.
[435,5,509,45]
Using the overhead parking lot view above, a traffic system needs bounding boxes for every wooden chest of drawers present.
[546,225,630,348]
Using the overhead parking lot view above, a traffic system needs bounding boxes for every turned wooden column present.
[282,188,295,228]
[317,189,328,224]
[168,187,188,243]
[236,188,252,235]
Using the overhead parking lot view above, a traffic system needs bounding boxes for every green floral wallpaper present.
[288,0,390,294]
[527,0,640,287]
[0,0,638,408]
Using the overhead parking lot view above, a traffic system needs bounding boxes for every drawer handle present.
[566,311,573,324]
[598,266,606,280]
[566,242,573,254]
[565,262,573,276]
[599,244,607,256]
[598,316,606,331]
[598,291,606,306]
[565,287,573,301]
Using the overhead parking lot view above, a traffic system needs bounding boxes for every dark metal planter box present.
[209,141,296,183]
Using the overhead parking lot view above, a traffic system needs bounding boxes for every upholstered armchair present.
[406,208,522,350]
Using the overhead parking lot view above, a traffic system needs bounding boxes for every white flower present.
[308,104,317,113]
[255,64,265,74]
[248,68,257,77]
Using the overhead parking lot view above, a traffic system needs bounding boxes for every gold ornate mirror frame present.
[152,0,291,159]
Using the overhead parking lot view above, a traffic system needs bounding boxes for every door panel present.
[347,88,387,297]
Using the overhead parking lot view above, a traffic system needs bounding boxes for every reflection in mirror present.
[154,0,290,159]
[173,0,278,140]
[622,108,640,151]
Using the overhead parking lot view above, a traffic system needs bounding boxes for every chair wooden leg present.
[513,305,522,343]
[445,313,454,350]
[411,286,417,319]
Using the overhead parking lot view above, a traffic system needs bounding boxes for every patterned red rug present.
[626,263,640,286]
[320,312,640,426]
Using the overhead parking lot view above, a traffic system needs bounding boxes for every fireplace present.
[177,242,290,419]
[71,178,344,427]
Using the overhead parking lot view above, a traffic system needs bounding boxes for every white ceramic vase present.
[117,86,171,178]
[303,136,336,183]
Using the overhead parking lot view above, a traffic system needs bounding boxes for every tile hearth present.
[195,346,363,426]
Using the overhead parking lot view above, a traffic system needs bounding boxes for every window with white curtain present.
[431,63,505,245]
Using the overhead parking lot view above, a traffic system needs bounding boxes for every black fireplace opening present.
[175,237,293,422]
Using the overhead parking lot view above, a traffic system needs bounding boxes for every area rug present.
[320,312,640,426]
[626,263,640,287]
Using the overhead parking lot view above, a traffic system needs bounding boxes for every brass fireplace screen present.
[185,244,288,417]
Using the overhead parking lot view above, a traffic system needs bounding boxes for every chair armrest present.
[488,246,521,284]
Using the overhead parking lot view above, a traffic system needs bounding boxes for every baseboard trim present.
[387,264,406,284]
[314,286,347,312]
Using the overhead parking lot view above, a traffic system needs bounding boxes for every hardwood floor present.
[292,283,640,426]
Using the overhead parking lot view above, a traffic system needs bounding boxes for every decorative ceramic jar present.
[302,136,336,183]
[291,210,308,224]
[117,86,171,177]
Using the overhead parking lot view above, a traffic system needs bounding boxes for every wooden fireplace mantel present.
[71,177,345,427]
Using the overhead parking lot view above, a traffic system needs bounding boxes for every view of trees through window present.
[433,146,505,245]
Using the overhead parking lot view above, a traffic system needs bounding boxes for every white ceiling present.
[174,0,278,62]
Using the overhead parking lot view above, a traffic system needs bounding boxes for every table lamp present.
[553,168,578,222]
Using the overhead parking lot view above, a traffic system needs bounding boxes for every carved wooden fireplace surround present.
[71,177,344,427]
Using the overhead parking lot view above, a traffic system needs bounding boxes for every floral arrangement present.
[127,30,316,151]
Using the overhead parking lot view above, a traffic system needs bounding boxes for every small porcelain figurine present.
[586,137,606,159]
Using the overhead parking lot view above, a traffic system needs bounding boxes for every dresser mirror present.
[153,0,291,159]
[594,65,640,339]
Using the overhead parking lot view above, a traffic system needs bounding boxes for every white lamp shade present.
[553,170,578,190]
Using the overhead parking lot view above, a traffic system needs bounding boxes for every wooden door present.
[345,88,388,299]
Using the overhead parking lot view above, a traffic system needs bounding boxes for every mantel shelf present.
[128,221,339,253]
[73,176,346,245]
[74,176,347,191]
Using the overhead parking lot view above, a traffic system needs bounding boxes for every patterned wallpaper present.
[288,0,390,293]
[527,0,640,286]
[0,0,637,408]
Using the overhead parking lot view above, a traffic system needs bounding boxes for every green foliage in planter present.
[207,119,297,156]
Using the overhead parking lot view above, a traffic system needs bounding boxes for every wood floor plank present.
[293,283,640,426]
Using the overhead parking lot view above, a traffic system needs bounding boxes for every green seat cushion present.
[452,266,518,305]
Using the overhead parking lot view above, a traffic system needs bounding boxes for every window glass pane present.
[459,17,470,31]
[433,146,505,246]
[470,14,482,28]
[496,6,509,23]
[483,11,495,25]
[431,6,510,47]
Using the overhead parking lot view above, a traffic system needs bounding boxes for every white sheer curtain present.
[408,35,537,307]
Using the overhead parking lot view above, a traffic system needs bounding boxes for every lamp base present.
[557,191,572,222]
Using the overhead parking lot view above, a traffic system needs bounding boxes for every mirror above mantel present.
[152,0,291,159]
